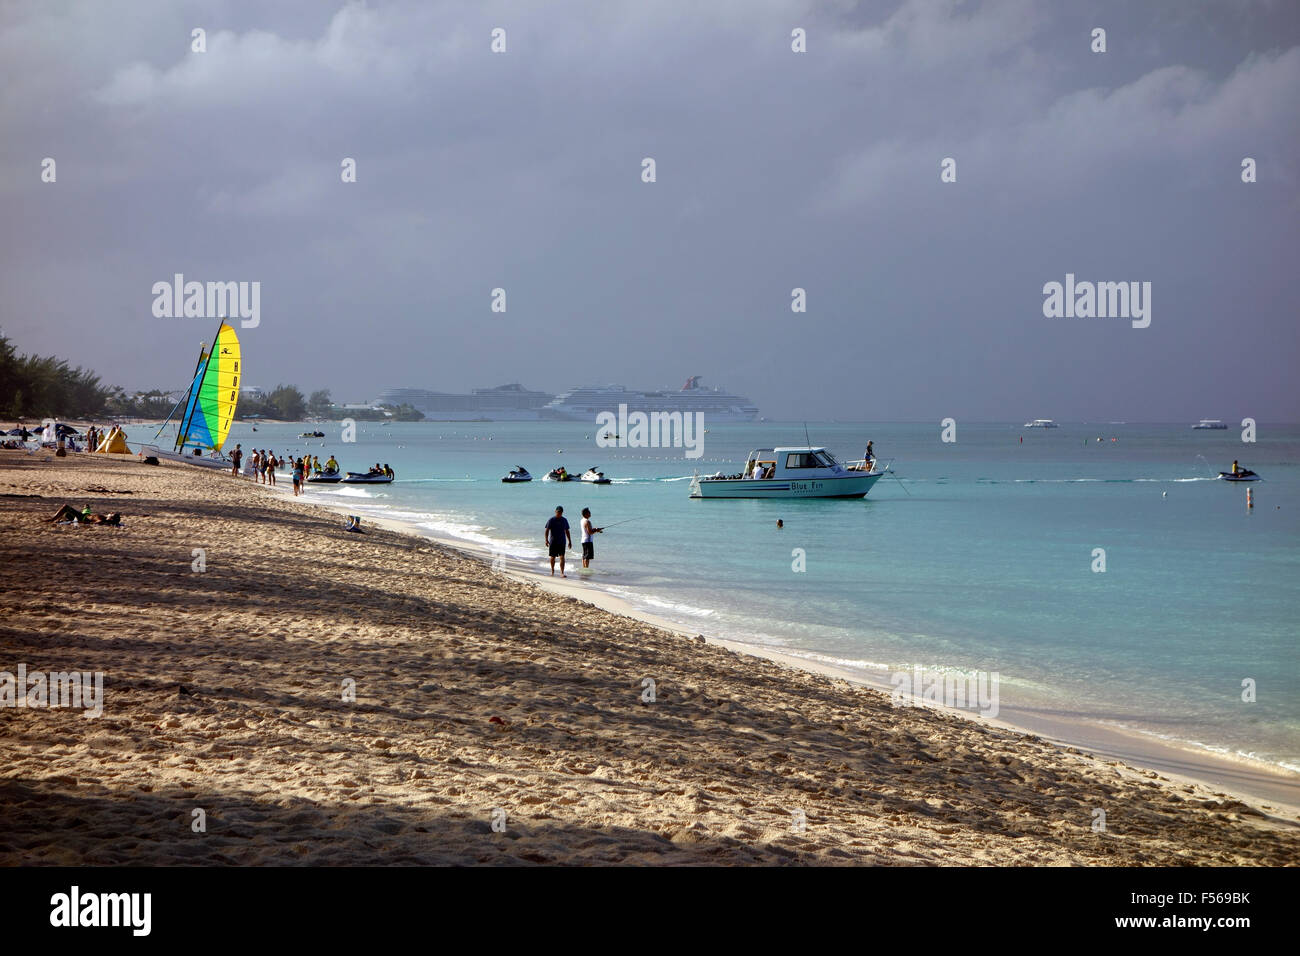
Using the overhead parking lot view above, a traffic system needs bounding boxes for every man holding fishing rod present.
[567,510,648,571]
[579,508,602,569]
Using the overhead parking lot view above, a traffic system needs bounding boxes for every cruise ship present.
[372,384,553,421]
[540,376,760,423]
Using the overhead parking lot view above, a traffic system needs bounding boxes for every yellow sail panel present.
[202,322,241,452]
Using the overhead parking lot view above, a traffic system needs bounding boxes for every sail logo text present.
[595,405,704,459]
[0,664,104,718]
[1042,274,1150,328]
[152,274,260,328]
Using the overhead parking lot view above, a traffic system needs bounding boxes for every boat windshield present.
[786,451,834,469]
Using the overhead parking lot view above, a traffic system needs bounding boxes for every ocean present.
[225,420,1300,774]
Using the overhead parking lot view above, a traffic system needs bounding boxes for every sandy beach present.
[2,448,1297,865]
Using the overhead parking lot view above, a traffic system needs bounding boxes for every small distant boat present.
[1218,469,1260,482]
[300,430,325,438]
[307,470,342,484]
[580,467,611,485]
[502,466,532,483]
[691,446,883,499]
[1193,420,1228,430]
[341,470,394,484]
[544,468,573,482]
[1024,419,1059,429]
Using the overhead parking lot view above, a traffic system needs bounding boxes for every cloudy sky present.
[2,0,1297,421]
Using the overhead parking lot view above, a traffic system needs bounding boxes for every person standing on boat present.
[863,441,875,472]
[545,506,572,578]
[580,508,603,569]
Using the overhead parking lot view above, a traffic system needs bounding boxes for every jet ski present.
[342,469,395,484]
[544,468,573,482]
[1218,469,1260,482]
[580,467,611,485]
[502,467,532,483]
[307,470,343,484]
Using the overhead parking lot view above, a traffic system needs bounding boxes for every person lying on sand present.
[47,504,122,525]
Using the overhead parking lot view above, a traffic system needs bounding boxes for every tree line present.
[0,334,422,422]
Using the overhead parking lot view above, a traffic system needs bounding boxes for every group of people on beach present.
[544,505,602,578]
[229,444,340,496]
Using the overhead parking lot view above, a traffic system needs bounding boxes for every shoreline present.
[3,449,1298,865]
[289,478,1300,816]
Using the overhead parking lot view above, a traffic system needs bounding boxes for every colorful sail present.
[176,322,241,453]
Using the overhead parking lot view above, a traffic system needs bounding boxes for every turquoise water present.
[227,420,1300,772]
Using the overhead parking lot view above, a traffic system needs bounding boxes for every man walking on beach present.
[230,443,243,477]
[545,506,571,577]
[580,507,603,569]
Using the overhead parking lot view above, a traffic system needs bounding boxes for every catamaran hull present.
[690,473,884,499]
[139,444,231,470]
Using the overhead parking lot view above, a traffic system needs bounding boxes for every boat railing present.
[844,456,892,475]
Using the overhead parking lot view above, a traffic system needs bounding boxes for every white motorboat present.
[1193,420,1228,430]
[1024,419,1059,428]
[690,446,884,499]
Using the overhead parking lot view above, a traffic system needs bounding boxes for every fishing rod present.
[597,515,652,530]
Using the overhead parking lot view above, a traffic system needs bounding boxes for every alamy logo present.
[0,664,103,717]
[50,886,151,936]
[595,405,704,459]
[1042,274,1150,328]
[889,666,999,718]
[152,274,260,328]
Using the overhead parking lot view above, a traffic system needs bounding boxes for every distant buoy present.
[1162,491,1167,497]
[1247,488,1253,510]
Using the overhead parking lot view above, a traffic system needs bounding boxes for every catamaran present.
[142,321,241,468]
[1024,419,1059,429]
[690,447,885,499]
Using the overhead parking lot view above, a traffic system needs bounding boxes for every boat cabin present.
[742,447,854,480]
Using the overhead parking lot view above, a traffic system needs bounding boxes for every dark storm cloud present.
[2,0,1297,421]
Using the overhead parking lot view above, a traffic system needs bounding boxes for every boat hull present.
[1218,473,1260,482]
[139,444,231,470]
[341,473,394,484]
[690,472,884,499]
